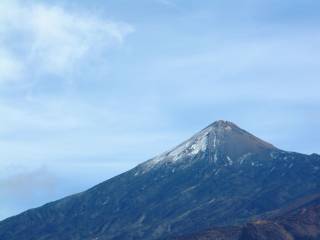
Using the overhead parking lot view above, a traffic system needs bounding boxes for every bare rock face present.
[1,121,320,240]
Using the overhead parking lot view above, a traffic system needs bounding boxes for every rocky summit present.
[0,120,320,240]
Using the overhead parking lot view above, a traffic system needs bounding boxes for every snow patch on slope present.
[226,156,232,165]
[139,126,212,173]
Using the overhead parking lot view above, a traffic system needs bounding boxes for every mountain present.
[178,194,320,240]
[1,120,320,240]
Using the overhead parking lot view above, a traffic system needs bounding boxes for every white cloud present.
[0,0,134,81]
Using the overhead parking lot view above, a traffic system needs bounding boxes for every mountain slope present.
[0,120,320,240]
[178,194,320,240]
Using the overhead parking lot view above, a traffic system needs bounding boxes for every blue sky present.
[0,0,320,220]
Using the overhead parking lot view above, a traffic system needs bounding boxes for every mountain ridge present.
[0,120,319,240]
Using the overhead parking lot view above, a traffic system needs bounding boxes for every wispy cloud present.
[0,0,134,82]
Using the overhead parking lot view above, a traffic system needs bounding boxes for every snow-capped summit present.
[139,120,277,172]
